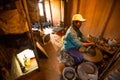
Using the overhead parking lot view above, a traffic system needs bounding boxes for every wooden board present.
[36,42,49,58]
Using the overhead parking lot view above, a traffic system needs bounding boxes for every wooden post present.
[43,0,47,21]
[21,0,40,71]
[48,0,53,26]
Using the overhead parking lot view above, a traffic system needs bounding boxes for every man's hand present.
[88,42,95,45]
[83,42,95,46]
[79,42,95,53]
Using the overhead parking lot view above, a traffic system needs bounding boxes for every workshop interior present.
[0,0,120,80]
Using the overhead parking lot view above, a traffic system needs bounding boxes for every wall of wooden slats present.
[64,0,120,42]
[50,0,61,26]
[103,0,120,41]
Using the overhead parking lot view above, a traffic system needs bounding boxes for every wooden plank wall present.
[50,0,61,26]
[64,0,120,42]
[103,0,120,41]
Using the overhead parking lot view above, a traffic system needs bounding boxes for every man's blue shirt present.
[64,25,86,50]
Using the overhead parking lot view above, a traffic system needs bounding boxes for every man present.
[63,14,94,65]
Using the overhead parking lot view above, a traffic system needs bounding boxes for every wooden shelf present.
[96,44,116,54]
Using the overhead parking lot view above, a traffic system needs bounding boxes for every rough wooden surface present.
[0,9,29,34]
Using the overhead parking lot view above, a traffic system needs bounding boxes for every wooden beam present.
[48,0,53,26]
[21,0,40,70]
